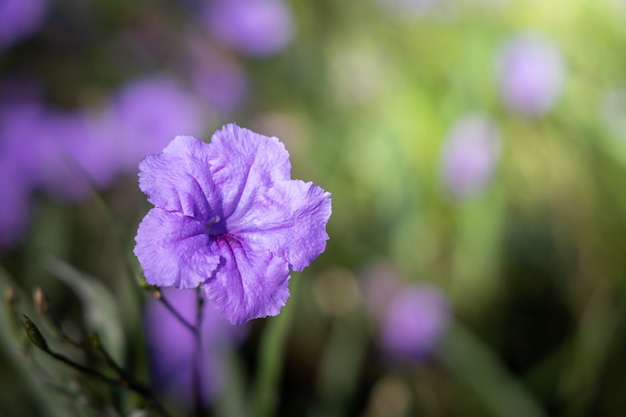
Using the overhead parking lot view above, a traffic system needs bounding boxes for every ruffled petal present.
[204,235,291,324]
[134,208,221,288]
[207,124,291,221]
[231,180,331,271]
[138,136,219,219]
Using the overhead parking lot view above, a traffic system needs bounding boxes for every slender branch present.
[46,349,123,387]
[88,333,146,394]
[152,288,196,333]
[24,316,173,417]
[87,333,172,417]
[193,287,205,417]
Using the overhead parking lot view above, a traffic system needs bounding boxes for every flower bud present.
[22,315,49,351]
[33,286,49,314]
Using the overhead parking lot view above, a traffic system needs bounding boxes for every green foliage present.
[3,0,626,416]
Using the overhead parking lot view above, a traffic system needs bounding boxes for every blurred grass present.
[3,0,626,416]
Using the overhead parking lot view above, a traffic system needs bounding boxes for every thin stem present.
[89,333,172,417]
[46,349,122,386]
[52,347,173,417]
[89,334,143,390]
[153,288,195,333]
[153,287,205,415]
[192,287,205,417]
[24,316,173,417]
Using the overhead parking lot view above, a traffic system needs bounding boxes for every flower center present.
[204,215,222,235]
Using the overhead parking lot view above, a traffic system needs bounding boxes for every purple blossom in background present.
[357,262,451,360]
[440,113,501,198]
[32,110,119,201]
[358,260,406,323]
[0,103,44,247]
[0,76,208,248]
[0,103,45,185]
[204,0,293,57]
[496,33,565,117]
[143,288,246,407]
[381,285,451,361]
[0,101,118,203]
[186,38,249,113]
[134,124,332,324]
[191,55,248,114]
[104,76,206,172]
[0,162,32,249]
[0,0,47,49]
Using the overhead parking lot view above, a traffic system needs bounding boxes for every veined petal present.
[207,124,291,220]
[139,136,219,219]
[134,208,220,288]
[232,180,331,271]
[204,235,291,324]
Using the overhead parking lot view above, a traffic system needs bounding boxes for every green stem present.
[251,278,301,417]
[438,320,546,417]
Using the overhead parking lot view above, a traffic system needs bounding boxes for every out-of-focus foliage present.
[2,0,626,416]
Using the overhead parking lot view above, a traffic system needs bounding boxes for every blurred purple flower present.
[104,76,206,172]
[0,103,44,247]
[1,101,119,202]
[381,285,451,361]
[358,260,406,323]
[0,0,47,49]
[186,39,249,113]
[496,33,565,117]
[32,110,119,201]
[0,103,45,183]
[143,288,246,407]
[203,0,293,57]
[134,124,331,324]
[440,113,501,198]
[0,161,32,249]
[192,55,248,113]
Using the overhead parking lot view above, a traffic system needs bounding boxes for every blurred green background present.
[2,0,626,416]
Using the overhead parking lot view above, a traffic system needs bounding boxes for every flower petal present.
[207,124,291,221]
[134,208,221,288]
[204,235,291,324]
[138,136,219,219]
[232,180,331,271]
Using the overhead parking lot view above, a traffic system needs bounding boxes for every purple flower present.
[0,103,43,247]
[1,101,119,202]
[186,39,249,113]
[0,103,44,183]
[496,33,565,117]
[134,124,332,324]
[440,113,501,198]
[381,285,451,361]
[0,0,47,49]
[143,288,246,407]
[358,260,406,323]
[191,55,248,114]
[32,110,119,201]
[104,76,206,172]
[203,0,293,57]
[0,161,32,249]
